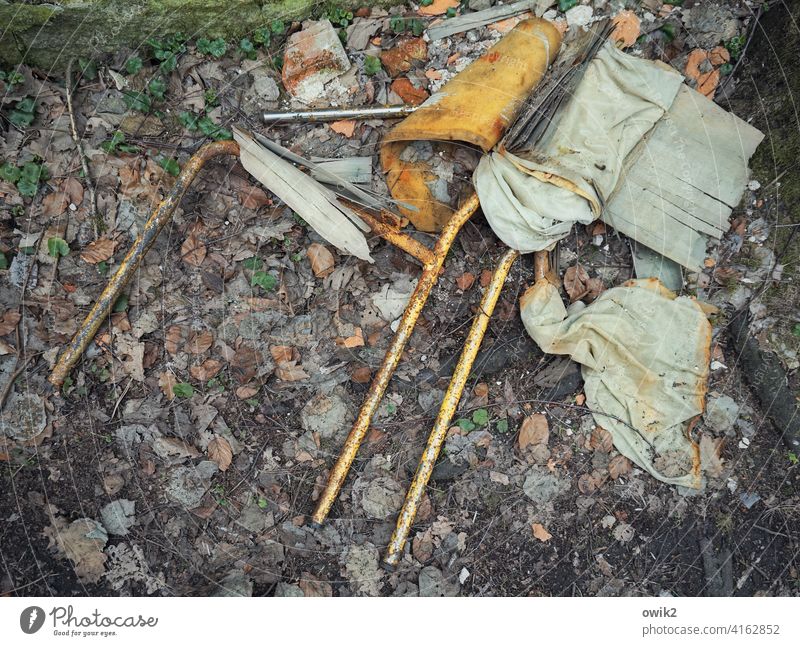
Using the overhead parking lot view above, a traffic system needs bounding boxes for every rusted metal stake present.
[49,140,241,387]
[382,248,521,570]
[311,193,481,525]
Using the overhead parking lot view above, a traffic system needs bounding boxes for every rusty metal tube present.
[351,207,435,265]
[48,140,240,387]
[382,247,520,569]
[311,193,481,525]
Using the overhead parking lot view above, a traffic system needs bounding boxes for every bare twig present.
[65,59,99,238]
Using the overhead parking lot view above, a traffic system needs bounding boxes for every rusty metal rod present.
[382,247,521,570]
[49,140,241,387]
[349,205,434,265]
[311,193,481,525]
[263,105,416,124]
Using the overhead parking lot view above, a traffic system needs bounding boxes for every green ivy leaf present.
[122,90,151,112]
[9,97,35,127]
[197,37,227,58]
[197,116,231,141]
[125,56,143,75]
[148,77,167,101]
[47,237,70,258]
[173,382,195,398]
[113,293,129,312]
[251,271,277,291]
[158,156,181,176]
[456,418,476,432]
[159,53,178,74]
[0,162,20,183]
[178,111,199,131]
[364,55,382,76]
[472,408,489,426]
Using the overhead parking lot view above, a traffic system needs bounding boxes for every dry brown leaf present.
[611,10,641,48]
[456,272,475,291]
[585,277,605,303]
[608,454,632,480]
[337,328,365,348]
[0,310,21,336]
[158,371,177,400]
[418,0,459,16]
[165,325,184,355]
[190,359,222,382]
[80,237,116,264]
[298,572,333,597]
[590,426,614,453]
[330,120,356,138]
[187,330,213,354]
[275,361,310,382]
[42,191,69,216]
[577,473,599,494]
[531,523,553,542]
[270,345,293,363]
[563,264,590,302]
[208,436,233,471]
[575,393,586,406]
[235,384,259,399]
[181,231,206,267]
[307,243,335,278]
[519,413,549,451]
[238,183,271,210]
[62,177,84,206]
[700,433,725,477]
[44,517,107,583]
[351,366,371,383]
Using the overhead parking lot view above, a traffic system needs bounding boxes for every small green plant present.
[364,55,382,76]
[177,111,231,140]
[239,38,257,60]
[203,88,219,107]
[386,402,397,415]
[253,27,272,47]
[791,323,800,338]
[173,382,194,398]
[323,3,354,29]
[78,58,98,81]
[256,496,269,509]
[147,76,167,101]
[659,23,677,42]
[0,253,7,270]
[242,256,263,270]
[125,56,143,75]
[251,270,278,291]
[558,0,578,10]
[100,131,139,154]
[788,451,799,465]
[8,96,36,127]
[122,90,151,113]
[270,19,286,35]
[456,418,476,432]
[157,155,181,176]
[495,418,509,434]
[446,7,457,18]
[211,483,228,506]
[0,69,24,86]
[725,34,747,61]
[147,33,186,73]
[112,293,129,312]
[47,237,70,258]
[420,0,433,5]
[472,408,489,426]
[196,37,227,59]
[389,17,425,37]
[2,160,48,197]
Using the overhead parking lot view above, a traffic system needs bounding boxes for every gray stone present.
[704,395,740,433]
[100,499,136,536]
[301,393,348,439]
[213,572,253,597]
[468,0,493,10]
[274,582,304,597]
[253,75,280,102]
[1,392,46,441]
[352,476,405,519]
[522,466,570,505]
[418,566,458,597]
[165,461,218,508]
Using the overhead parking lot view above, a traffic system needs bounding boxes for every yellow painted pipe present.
[382,247,520,569]
[311,193,481,525]
[49,140,241,387]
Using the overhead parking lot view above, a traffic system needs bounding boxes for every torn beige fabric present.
[520,277,710,488]
[475,42,683,252]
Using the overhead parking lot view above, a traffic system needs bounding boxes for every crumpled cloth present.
[475,42,684,252]
[520,277,711,488]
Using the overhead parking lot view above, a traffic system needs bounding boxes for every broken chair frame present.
[48,140,539,571]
